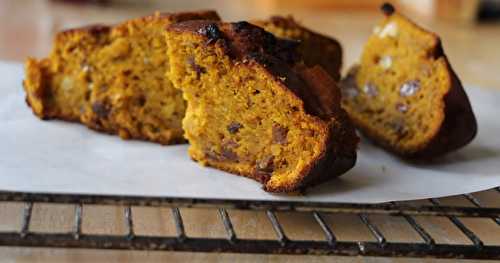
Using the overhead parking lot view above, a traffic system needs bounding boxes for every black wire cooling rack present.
[0,188,498,259]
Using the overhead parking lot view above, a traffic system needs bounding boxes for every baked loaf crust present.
[340,4,477,159]
[23,11,220,144]
[253,16,342,81]
[166,21,358,192]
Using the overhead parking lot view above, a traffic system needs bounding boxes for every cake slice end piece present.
[340,3,476,159]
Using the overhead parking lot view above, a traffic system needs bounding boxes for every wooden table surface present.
[0,0,499,262]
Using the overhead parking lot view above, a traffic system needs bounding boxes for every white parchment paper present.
[1,61,499,203]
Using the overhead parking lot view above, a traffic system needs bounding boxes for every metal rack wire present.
[0,188,498,259]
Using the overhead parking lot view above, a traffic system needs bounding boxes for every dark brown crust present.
[252,16,343,81]
[168,21,358,192]
[296,65,342,116]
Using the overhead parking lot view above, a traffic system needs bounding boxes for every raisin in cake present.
[166,21,358,192]
[340,3,477,158]
[253,16,342,81]
[23,11,220,144]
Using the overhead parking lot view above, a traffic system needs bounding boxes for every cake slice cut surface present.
[340,3,477,158]
[166,21,358,192]
[23,11,220,144]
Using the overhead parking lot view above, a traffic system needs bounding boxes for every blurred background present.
[1,0,500,87]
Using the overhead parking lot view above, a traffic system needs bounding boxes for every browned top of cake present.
[252,15,343,81]
[168,20,339,120]
[58,10,220,38]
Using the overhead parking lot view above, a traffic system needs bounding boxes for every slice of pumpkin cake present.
[166,21,358,192]
[24,11,220,144]
[340,3,477,158]
[253,16,343,81]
